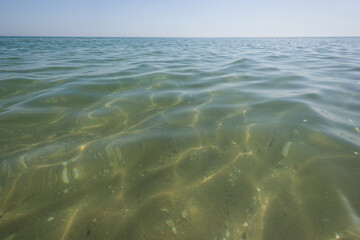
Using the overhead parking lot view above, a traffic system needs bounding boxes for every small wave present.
[225,58,254,66]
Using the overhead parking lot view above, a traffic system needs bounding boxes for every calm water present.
[0,37,360,240]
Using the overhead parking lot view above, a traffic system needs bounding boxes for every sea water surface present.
[0,37,360,240]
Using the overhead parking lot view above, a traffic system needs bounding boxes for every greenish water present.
[0,37,360,240]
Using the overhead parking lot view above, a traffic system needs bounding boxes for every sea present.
[0,37,360,240]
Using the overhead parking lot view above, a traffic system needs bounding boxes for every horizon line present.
[1,35,360,38]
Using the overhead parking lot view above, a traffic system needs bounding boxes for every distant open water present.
[0,37,360,240]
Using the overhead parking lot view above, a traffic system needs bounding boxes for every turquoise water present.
[0,37,360,240]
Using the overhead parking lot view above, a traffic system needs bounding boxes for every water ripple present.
[1,37,360,239]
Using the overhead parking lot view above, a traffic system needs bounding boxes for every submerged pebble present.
[282,141,292,158]
[355,127,360,133]
[166,219,174,227]
[160,207,168,213]
[72,168,79,179]
[181,209,188,219]
[61,162,69,184]
[172,226,178,235]
[225,229,230,238]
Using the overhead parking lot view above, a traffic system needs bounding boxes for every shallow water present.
[0,37,360,240]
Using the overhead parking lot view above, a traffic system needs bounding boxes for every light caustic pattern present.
[0,37,360,240]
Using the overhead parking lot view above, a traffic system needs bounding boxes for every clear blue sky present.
[0,0,359,37]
